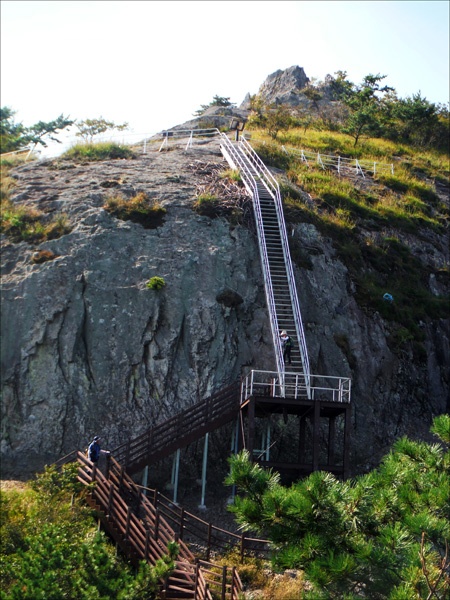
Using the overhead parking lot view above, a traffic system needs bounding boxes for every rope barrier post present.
[185,130,194,151]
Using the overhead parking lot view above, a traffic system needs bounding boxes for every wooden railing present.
[113,381,241,474]
[75,452,244,599]
[138,485,271,561]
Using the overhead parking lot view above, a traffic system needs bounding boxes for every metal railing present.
[220,134,311,395]
[280,144,394,178]
[241,369,351,404]
[219,134,285,381]
[238,137,311,389]
[156,128,221,152]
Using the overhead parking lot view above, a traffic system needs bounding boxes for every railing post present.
[124,440,131,469]
[145,529,150,561]
[125,506,132,540]
[206,522,212,560]
[179,507,185,541]
[233,566,237,600]
[240,534,245,563]
[221,565,227,600]
[119,465,125,491]
[199,433,209,509]
[105,453,111,479]
[108,485,114,517]
[194,562,200,599]
[155,509,160,541]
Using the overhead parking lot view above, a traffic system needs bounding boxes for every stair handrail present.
[219,133,284,381]
[238,137,311,392]
[76,452,219,599]
[112,381,240,470]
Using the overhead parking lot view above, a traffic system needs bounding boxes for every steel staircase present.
[219,134,310,396]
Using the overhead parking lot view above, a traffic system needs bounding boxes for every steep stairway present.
[219,133,310,395]
[256,181,303,374]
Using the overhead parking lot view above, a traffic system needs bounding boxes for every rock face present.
[256,65,310,106]
[1,136,449,479]
[1,142,273,476]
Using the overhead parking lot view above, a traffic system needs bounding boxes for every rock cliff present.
[1,135,448,480]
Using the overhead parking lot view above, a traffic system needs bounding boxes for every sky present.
[1,0,449,152]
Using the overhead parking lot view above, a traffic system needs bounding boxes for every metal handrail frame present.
[238,137,311,391]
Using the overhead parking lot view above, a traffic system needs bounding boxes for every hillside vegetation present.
[1,416,448,599]
[0,465,175,599]
[226,414,450,599]
[245,124,449,358]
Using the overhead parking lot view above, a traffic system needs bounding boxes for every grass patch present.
[0,200,71,243]
[193,192,221,217]
[103,192,166,228]
[64,142,135,161]
[219,168,242,183]
[1,153,72,244]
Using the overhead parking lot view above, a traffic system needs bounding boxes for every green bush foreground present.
[226,414,450,599]
[0,463,176,599]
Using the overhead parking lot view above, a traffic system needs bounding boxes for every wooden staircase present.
[76,451,243,599]
[113,381,241,475]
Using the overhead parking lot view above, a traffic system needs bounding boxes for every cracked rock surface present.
[1,138,448,479]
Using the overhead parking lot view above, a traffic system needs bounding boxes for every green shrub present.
[226,417,450,599]
[0,465,175,599]
[0,200,71,243]
[64,142,135,161]
[104,192,166,228]
[193,192,220,217]
[146,276,166,290]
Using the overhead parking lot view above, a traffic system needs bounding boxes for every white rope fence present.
[280,144,394,178]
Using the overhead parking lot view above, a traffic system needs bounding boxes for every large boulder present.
[257,65,310,106]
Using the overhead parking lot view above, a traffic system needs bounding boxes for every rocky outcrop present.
[1,137,448,479]
[256,65,310,106]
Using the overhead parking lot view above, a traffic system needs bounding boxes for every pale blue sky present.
[1,1,449,140]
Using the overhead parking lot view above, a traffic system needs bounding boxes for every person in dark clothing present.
[280,330,292,365]
[88,436,110,463]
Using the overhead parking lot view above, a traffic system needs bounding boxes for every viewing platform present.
[238,370,351,481]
